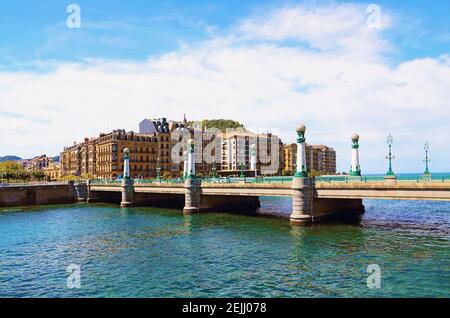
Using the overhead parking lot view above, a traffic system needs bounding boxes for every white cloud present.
[0,3,449,173]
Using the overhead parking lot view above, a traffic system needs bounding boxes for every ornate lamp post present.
[294,124,307,178]
[250,143,257,177]
[423,142,431,177]
[123,148,130,180]
[156,157,161,180]
[386,133,395,176]
[349,134,361,176]
[187,139,196,179]
[212,159,217,179]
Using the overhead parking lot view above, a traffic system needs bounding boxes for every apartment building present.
[221,130,284,176]
[283,143,337,175]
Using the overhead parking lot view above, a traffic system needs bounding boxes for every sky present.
[0,0,449,173]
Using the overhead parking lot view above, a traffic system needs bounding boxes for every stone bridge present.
[87,178,450,225]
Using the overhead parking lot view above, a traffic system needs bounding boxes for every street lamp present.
[212,159,217,179]
[423,142,431,177]
[386,133,395,176]
[156,157,161,180]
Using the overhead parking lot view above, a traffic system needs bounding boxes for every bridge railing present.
[316,175,450,183]
[134,179,184,185]
[88,174,450,186]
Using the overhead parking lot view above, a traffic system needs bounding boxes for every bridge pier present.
[290,177,314,225]
[183,178,202,213]
[86,180,91,203]
[120,178,134,207]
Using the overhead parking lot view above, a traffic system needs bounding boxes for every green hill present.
[0,156,22,162]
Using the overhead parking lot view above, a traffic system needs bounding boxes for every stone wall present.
[0,182,87,208]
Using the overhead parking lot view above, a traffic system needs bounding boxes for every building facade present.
[44,161,61,180]
[283,143,336,175]
[221,130,284,176]
[60,117,291,179]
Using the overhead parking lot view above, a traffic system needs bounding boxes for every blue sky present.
[0,1,449,173]
[0,0,449,66]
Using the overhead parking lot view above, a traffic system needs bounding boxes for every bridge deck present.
[89,180,450,201]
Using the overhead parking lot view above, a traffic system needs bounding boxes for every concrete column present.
[120,148,134,207]
[86,180,92,203]
[121,178,134,207]
[183,178,201,213]
[291,175,314,225]
[350,134,361,176]
[250,143,257,177]
[291,124,314,225]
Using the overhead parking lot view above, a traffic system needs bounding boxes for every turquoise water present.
[0,198,449,298]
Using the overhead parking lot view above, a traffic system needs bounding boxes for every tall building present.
[95,130,161,180]
[283,143,336,175]
[61,143,82,176]
[306,144,336,174]
[283,143,297,175]
[221,130,284,175]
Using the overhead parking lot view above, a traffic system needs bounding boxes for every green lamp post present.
[423,142,431,177]
[239,162,245,178]
[212,159,218,179]
[386,133,395,176]
[156,157,161,180]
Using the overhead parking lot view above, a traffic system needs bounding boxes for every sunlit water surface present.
[0,198,449,297]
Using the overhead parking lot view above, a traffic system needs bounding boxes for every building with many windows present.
[221,130,284,176]
[60,117,291,179]
[283,143,336,175]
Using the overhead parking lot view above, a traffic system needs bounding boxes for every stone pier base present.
[120,178,134,207]
[183,178,202,214]
[290,177,365,225]
[290,177,314,225]
[183,178,261,213]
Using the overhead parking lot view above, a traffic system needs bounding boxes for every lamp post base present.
[384,175,397,185]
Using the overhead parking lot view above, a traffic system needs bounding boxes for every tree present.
[81,173,95,180]
[162,171,172,180]
[188,119,246,133]
[308,169,321,178]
